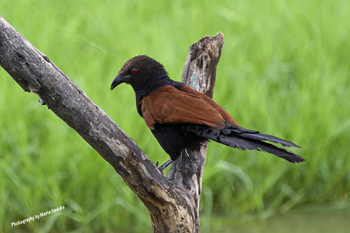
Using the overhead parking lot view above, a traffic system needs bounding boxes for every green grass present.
[1,0,350,232]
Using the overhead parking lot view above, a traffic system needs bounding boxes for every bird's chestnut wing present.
[140,85,231,130]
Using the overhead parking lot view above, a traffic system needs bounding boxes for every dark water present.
[202,207,350,233]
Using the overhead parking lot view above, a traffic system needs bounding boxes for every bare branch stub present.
[168,32,224,221]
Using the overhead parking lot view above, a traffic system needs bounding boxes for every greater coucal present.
[110,55,304,169]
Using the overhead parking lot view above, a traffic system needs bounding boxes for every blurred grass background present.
[1,0,350,232]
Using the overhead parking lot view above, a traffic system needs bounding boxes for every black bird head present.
[110,55,169,92]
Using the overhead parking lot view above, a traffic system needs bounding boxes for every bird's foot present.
[158,159,173,172]
[38,98,46,105]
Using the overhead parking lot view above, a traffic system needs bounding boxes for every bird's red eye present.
[132,69,138,74]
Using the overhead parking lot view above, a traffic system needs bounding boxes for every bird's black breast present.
[151,123,207,160]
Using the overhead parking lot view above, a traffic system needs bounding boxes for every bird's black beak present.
[110,73,130,90]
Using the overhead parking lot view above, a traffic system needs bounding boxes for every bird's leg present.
[158,159,173,172]
[183,149,195,163]
[184,149,190,158]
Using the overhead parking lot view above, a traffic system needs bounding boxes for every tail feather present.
[188,124,304,163]
[222,124,301,148]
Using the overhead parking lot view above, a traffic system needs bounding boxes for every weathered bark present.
[0,15,223,232]
[168,34,224,226]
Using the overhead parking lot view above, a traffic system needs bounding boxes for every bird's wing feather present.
[178,85,240,127]
[140,85,228,130]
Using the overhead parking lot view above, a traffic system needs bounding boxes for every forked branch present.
[0,16,223,232]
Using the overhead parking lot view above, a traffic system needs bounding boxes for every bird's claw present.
[158,159,173,172]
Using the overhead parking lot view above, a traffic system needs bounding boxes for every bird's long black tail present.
[188,123,304,163]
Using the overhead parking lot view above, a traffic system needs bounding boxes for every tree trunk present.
[0,16,223,232]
